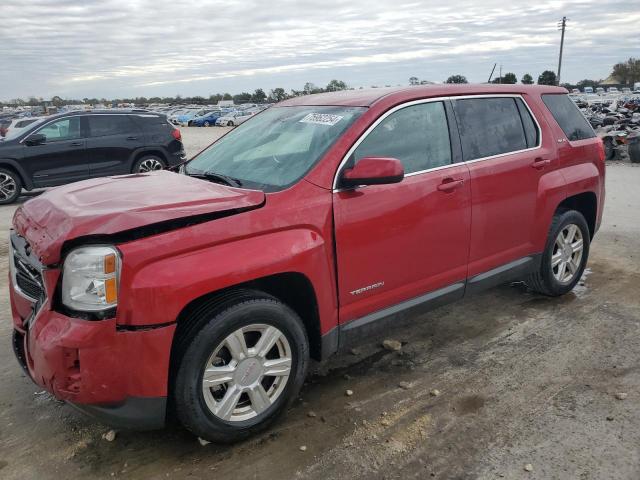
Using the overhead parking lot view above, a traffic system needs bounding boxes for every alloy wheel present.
[138,158,163,172]
[0,172,17,201]
[551,223,584,284]
[201,324,292,422]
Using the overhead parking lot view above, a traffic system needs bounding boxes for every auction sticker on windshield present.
[299,113,344,126]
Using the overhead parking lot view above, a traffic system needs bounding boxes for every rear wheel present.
[173,291,309,443]
[0,168,21,205]
[204,121,210,127]
[526,209,590,296]
[227,121,234,127]
[132,155,165,173]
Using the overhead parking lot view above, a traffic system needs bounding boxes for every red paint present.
[10,85,605,414]
[341,157,404,186]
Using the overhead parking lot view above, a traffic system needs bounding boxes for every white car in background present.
[3,117,43,137]
[215,110,256,126]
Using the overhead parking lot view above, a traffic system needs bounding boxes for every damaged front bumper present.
[9,232,175,430]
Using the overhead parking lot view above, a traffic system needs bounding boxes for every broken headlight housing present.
[61,246,121,312]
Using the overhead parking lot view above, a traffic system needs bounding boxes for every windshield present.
[186,105,364,191]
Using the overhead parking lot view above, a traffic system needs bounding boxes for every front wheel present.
[0,168,21,205]
[526,209,590,296]
[227,121,234,127]
[173,292,309,443]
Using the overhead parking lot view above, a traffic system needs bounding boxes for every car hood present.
[13,170,265,265]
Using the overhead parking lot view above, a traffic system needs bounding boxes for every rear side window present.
[353,101,452,174]
[453,97,528,161]
[541,94,595,141]
[515,98,539,148]
[88,115,136,137]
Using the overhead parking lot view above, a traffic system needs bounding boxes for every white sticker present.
[299,113,344,126]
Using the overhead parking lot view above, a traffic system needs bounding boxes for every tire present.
[173,290,309,443]
[526,209,590,296]
[227,121,234,127]
[203,121,210,127]
[603,138,615,160]
[629,142,640,164]
[0,167,21,205]
[132,155,165,173]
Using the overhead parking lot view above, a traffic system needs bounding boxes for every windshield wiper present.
[189,171,243,187]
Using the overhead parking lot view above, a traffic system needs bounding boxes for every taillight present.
[172,128,182,141]
[597,139,605,163]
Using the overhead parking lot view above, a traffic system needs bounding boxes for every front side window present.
[353,101,452,174]
[453,97,528,161]
[88,115,135,137]
[542,94,595,141]
[37,117,81,142]
[186,106,364,191]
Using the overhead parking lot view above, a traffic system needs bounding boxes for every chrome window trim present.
[332,93,543,191]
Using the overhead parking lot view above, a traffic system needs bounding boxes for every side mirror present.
[25,133,46,146]
[340,157,404,188]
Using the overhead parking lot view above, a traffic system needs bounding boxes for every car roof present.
[279,84,567,107]
[44,109,155,120]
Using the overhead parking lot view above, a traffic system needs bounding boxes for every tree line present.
[440,57,640,90]
[0,79,349,108]
[2,58,638,108]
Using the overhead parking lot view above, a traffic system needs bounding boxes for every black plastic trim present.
[465,254,541,296]
[319,254,542,359]
[68,396,167,430]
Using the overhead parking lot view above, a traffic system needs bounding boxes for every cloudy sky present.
[1,0,638,101]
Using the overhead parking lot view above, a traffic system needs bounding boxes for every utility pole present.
[557,16,567,85]
[499,64,502,84]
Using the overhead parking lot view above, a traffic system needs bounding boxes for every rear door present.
[451,95,550,278]
[22,116,89,187]
[334,100,471,323]
[85,114,143,177]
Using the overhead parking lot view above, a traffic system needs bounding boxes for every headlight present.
[62,246,121,312]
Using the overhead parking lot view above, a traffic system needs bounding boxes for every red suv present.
[9,85,605,442]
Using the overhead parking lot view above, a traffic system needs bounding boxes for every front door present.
[333,100,471,324]
[22,116,88,187]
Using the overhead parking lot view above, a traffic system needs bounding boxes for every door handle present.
[531,157,551,169]
[70,141,83,147]
[437,178,464,192]
[126,136,139,140]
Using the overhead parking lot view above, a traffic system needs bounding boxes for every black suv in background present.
[0,111,185,204]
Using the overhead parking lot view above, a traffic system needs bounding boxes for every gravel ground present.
[0,135,639,479]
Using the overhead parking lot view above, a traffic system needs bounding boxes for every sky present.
[1,0,639,101]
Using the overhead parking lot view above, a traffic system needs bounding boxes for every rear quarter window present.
[541,94,595,141]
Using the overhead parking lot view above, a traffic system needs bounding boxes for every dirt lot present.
[1,131,639,479]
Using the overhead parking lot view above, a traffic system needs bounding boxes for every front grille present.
[14,256,44,300]
[10,232,46,303]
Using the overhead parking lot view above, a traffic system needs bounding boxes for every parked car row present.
[149,104,269,127]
